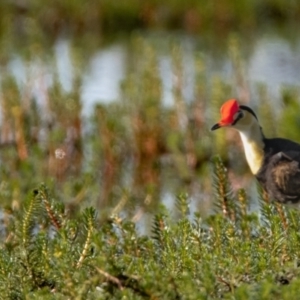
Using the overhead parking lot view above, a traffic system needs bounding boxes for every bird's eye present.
[232,110,243,125]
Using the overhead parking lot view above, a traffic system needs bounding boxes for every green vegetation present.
[0,0,299,38]
[0,34,298,214]
[2,160,300,299]
[0,0,300,297]
[0,35,300,298]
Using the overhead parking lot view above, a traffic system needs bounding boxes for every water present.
[5,30,300,115]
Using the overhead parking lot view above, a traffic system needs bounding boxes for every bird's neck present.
[237,122,265,175]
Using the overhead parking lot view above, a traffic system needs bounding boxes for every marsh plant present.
[1,162,300,299]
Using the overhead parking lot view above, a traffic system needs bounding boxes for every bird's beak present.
[211,123,221,131]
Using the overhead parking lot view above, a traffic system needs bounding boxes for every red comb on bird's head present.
[211,99,240,130]
[219,99,240,126]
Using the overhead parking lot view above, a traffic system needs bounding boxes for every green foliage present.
[0,16,299,298]
[212,155,236,220]
[0,0,299,40]
[1,168,300,299]
[278,88,300,143]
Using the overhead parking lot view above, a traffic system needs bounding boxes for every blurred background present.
[0,0,300,233]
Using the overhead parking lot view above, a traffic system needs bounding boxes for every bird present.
[211,98,300,205]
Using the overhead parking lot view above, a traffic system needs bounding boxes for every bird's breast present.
[243,141,264,174]
[238,129,265,175]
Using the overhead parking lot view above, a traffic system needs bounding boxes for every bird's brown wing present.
[268,152,300,204]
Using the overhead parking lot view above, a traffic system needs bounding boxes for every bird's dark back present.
[263,137,300,157]
[256,137,300,198]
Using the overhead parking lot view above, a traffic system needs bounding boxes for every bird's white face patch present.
[232,110,255,130]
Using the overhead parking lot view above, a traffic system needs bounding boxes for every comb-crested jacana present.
[211,99,300,205]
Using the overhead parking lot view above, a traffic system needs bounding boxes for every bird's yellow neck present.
[235,119,265,175]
